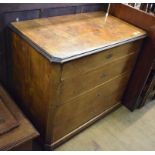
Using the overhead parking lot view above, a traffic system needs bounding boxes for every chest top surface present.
[11,11,146,63]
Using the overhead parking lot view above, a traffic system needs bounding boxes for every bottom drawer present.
[52,72,131,141]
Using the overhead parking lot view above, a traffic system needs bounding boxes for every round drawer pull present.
[100,73,107,79]
[106,53,113,59]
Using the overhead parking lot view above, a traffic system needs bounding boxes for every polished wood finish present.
[11,11,146,62]
[61,54,138,103]
[53,73,131,141]
[0,99,19,135]
[11,140,33,151]
[61,40,143,80]
[11,32,53,135]
[110,4,155,110]
[0,85,39,151]
[10,11,145,149]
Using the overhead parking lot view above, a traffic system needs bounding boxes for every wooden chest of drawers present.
[9,11,146,149]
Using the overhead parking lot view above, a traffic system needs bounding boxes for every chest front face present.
[51,39,143,142]
[9,11,146,149]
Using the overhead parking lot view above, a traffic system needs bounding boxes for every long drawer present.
[60,53,138,103]
[61,39,143,80]
[53,72,131,141]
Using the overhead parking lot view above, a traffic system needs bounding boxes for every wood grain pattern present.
[123,37,155,110]
[62,40,143,80]
[12,32,53,135]
[11,140,33,151]
[11,11,146,62]
[109,4,155,111]
[0,99,19,135]
[0,3,108,87]
[55,73,131,125]
[110,3,155,32]
[61,53,138,103]
[55,100,155,151]
[10,11,145,149]
[0,85,39,151]
[53,72,131,142]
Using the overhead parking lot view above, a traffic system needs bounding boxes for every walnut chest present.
[9,11,146,149]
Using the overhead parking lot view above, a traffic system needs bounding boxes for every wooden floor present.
[55,101,155,151]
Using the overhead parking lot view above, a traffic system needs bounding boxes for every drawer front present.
[53,72,130,141]
[62,39,143,80]
[60,53,137,103]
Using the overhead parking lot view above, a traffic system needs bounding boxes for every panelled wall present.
[0,3,108,87]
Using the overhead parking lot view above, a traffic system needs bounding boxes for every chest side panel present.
[11,32,58,135]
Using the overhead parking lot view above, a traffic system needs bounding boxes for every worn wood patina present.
[9,11,146,149]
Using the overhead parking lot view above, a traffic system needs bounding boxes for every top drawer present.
[61,39,143,80]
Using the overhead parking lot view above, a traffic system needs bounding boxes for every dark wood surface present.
[123,38,155,110]
[110,3,155,31]
[110,4,155,111]
[139,69,155,108]
[0,100,19,135]
[0,85,39,151]
[11,140,33,151]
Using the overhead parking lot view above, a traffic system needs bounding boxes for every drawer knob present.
[100,73,106,79]
[97,93,101,97]
[106,53,113,59]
